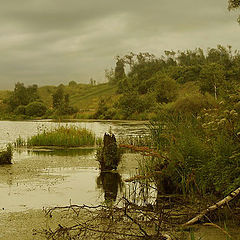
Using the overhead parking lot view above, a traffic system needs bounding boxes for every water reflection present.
[96,171,123,203]
[28,148,95,157]
[0,120,149,148]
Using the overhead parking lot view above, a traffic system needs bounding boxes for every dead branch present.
[184,186,240,226]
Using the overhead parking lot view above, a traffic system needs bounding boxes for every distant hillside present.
[38,83,117,111]
[0,83,117,113]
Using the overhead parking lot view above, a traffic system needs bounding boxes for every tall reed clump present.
[0,144,13,164]
[146,105,240,197]
[27,126,97,147]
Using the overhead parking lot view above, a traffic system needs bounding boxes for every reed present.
[27,126,97,147]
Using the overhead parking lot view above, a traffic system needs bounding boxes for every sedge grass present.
[27,126,98,148]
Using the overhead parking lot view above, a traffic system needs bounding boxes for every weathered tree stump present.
[0,144,13,165]
[97,133,121,171]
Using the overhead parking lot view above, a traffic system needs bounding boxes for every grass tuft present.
[27,126,98,148]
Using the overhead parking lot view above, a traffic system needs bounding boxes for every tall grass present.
[146,106,240,197]
[27,126,98,147]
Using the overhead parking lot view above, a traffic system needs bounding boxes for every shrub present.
[155,75,178,103]
[170,93,216,115]
[147,107,240,196]
[25,101,47,117]
[14,105,26,115]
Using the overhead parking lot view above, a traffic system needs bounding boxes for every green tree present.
[68,81,78,87]
[25,101,47,117]
[118,92,146,118]
[52,87,76,115]
[155,74,178,103]
[228,0,240,22]
[199,63,225,100]
[7,82,39,111]
[114,58,126,82]
[52,87,64,109]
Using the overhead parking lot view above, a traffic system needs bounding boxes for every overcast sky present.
[0,0,239,89]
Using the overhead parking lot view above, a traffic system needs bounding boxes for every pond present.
[0,120,148,212]
[0,120,239,240]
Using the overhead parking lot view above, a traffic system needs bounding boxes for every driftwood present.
[184,186,240,226]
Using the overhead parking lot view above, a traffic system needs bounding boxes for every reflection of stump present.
[97,133,121,171]
[97,172,122,203]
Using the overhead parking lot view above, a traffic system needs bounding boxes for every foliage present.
[228,0,240,22]
[105,45,240,119]
[52,86,77,115]
[52,86,65,110]
[154,74,178,103]
[68,80,78,87]
[25,101,47,117]
[114,58,126,82]
[199,63,225,99]
[170,93,216,116]
[7,82,39,111]
[14,105,26,115]
[148,106,240,196]
[27,126,98,147]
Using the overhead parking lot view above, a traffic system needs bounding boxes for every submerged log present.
[183,186,240,226]
[97,133,121,171]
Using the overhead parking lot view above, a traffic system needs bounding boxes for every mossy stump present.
[97,133,121,171]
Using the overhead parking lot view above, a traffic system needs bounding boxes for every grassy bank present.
[27,126,99,148]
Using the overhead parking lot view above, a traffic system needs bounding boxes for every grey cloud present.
[0,0,239,89]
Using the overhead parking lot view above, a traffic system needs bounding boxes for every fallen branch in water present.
[184,186,240,226]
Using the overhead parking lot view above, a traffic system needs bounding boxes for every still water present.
[0,120,147,212]
[0,120,239,239]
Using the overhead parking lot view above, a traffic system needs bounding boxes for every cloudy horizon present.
[0,0,239,90]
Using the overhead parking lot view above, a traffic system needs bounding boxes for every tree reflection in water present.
[97,171,123,203]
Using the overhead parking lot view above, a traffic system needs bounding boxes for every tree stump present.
[97,133,121,171]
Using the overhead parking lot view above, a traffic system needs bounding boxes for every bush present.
[155,75,178,103]
[25,101,47,117]
[14,105,26,115]
[147,107,240,196]
[170,93,216,115]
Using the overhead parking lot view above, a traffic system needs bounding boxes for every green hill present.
[0,83,118,118]
[38,83,117,111]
